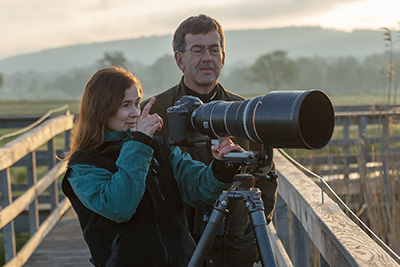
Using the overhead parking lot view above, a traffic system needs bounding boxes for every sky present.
[1,0,399,61]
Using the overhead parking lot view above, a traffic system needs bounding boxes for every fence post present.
[47,138,58,210]
[357,115,369,207]
[380,115,390,194]
[319,253,329,267]
[0,168,16,263]
[26,151,39,236]
[343,119,350,180]
[273,194,291,259]
[292,212,310,267]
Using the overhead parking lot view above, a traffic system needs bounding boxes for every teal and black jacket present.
[62,130,236,266]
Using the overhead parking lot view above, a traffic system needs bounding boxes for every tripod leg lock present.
[213,192,230,213]
[240,189,265,214]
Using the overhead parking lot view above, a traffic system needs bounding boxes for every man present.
[142,14,278,266]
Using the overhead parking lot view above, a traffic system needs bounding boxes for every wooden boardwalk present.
[3,112,400,266]
[22,207,264,267]
[24,208,92,267]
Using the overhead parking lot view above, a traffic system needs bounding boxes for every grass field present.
[0,93,390,116]
[0,100,80,116]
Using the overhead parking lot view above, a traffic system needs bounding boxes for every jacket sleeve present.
[168,146,233,207]
[67,140,153,223]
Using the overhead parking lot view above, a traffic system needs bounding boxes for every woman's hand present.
[136,97,163,137]
[211,137,244,160]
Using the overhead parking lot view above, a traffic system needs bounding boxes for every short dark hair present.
[172,14,225,52]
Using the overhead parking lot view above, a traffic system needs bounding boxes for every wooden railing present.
[295,107,400,175]
[0,114,74,266]
[1,110,400,266]
[290,107,400,201]
[271,150,400,266]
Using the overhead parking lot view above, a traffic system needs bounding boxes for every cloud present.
[0,0,398,60]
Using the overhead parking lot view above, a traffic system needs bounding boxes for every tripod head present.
[190,144,278,267]
[221,145,274,191]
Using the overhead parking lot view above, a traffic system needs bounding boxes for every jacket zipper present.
[147,178,170,265]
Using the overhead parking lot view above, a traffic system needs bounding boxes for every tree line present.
[1,50,399,102]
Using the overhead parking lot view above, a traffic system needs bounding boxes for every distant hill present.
[0,26,390,74]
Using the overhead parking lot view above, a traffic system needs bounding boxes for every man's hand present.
[211,137,244,160]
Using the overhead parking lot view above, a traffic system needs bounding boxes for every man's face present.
[175,30,225,92]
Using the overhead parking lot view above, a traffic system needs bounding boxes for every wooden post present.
[0,169,16,263]
[292,212,310,267]
[64,129,71,153]
[47,138,58,210]
[357,115,367,178]
[273,194,291,259]
[319,253,329,267]
[26,151,39,236]
[357,115,370,207]
[343,119,350,180]
[380,115,390,194]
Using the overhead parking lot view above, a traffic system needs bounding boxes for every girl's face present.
[105,84,141,132]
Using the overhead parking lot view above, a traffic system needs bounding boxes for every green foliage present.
[135,54,182,98]
[98,51,128,68]
[1,49,400,101]
[0,232,30,265]
[247,50,298,90]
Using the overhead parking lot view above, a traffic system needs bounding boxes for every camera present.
[167,90,334,150]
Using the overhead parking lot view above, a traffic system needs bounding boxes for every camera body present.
[167,95,210,146]
[167,90,335,150]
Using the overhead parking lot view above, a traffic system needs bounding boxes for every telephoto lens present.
[191,90,334,150]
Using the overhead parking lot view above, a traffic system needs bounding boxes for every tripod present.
[188,173,277,267]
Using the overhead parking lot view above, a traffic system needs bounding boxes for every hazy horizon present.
[1,0,399,60]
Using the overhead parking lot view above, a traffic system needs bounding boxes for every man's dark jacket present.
[142,77,278,266]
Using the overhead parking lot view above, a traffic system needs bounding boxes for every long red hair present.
[65,67,142,161]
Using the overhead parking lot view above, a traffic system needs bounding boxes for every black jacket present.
[142,78,278,266]
[62,136,196,266]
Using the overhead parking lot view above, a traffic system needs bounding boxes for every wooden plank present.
[3,198,72,267]
[0,168,16,263]
[23,207,92,267]
[0,115,74,170]
[0,161,67,229]
[274,150,400,267]
[268,223,293,267]
[26,152,39,237]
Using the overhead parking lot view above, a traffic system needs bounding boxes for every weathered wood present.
[292,212,310,267]
[26,152,39,237]
[0,161,67,229]
[268,223,293,267]
[0,115,74,170]
[47,138,59,210]
[0,113,74,266]
[0,168,16,263]
[3,109,400,266]
[274,150,400,267]
[3,198,71,267]
[23,208,92,267]
[273,195,291,258]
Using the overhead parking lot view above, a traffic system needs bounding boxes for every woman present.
[62,67,243,266]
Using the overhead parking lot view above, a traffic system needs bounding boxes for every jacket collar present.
[175,76,233,104]
[104,129,133,143]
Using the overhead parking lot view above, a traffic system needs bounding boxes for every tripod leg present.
[250,210,277,267]
[188,194,229,267]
